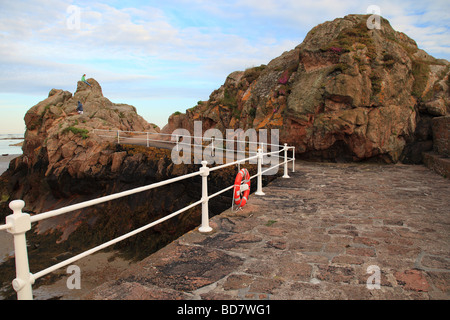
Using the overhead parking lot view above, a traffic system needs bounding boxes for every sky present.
[0,0,449,134]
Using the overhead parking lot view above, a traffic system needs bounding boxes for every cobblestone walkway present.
[87,162,450,300]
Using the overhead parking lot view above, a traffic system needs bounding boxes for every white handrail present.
[0,223,12,231]
[1,136,296,300]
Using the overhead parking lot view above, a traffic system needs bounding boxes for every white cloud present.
[0,0,449,132]
[379,0,450,59]
[0,1,304,94]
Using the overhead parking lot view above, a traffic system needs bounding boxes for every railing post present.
[146,132,149,147]
[292,147,296,173]
[283,143,290,179]
[199,161,212,233]
[255,148,265,196]
[6,200,34,300]
[117,130,120,144]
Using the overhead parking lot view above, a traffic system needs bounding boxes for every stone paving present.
[86,161,450,300]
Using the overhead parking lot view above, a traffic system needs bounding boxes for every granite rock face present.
[22,78,158,180]
[162,14,449,163]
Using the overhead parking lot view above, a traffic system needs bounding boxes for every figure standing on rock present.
[77,101,84,114]
[81,74,92,87]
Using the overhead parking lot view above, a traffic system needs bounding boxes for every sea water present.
[0,134,24,155]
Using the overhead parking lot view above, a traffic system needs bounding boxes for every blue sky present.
[0,0,449,134]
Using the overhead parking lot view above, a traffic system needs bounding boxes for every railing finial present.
[9,200,25,215]
[7,200,33,300]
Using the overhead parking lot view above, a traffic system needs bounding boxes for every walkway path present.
[86,161,450,300]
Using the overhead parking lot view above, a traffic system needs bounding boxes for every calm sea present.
[0,134,24,155]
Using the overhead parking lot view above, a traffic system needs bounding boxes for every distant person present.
[77,101,84,114]
[81,74,92,87]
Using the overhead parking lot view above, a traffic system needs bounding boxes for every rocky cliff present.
[162,14,449,163]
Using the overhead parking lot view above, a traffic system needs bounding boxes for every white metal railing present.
[1,132,295,300]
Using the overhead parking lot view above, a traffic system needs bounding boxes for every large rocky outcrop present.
[22,78,159,180]
[162,14,449,163]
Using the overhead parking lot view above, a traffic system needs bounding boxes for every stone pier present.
[86,161,450,300]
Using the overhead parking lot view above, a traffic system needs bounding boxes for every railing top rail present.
[0,223,11,231]
[209,154,259,173]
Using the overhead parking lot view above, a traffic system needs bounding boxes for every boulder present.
[162,14,449,163]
